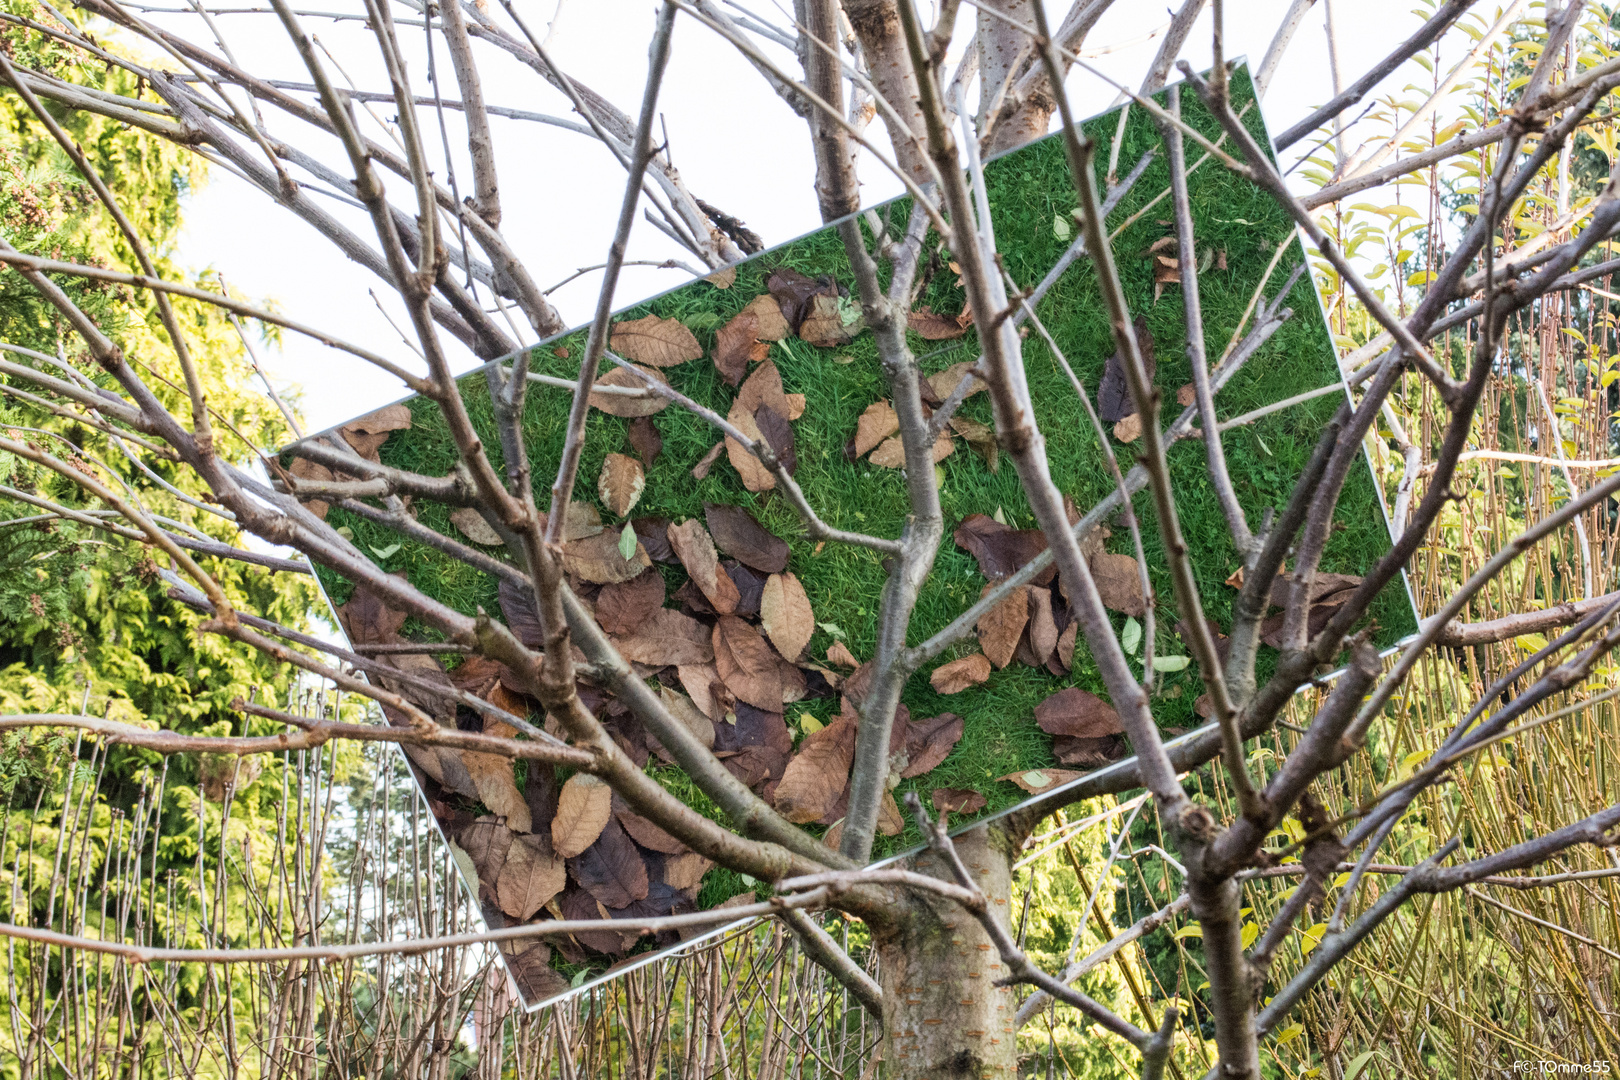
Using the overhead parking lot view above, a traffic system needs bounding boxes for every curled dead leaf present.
[924,362,986,405]
[668,518,740,614]
[799,292,864,348]
[692,440,725,480]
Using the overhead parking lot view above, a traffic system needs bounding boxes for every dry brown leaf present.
[724,399,776,492]
[826,641,859,669]
[869,428,953,468]
[1054,622,1077,671]
[736,358,793,418]
[1097,317,1154,422]
[562,529,651,584]
[566,817,648,909]
[610,314,702,367]
[908,306,972,340]
[925,361,986,404]
[691,441,725,480]
[595,569,666,636]
[766,267,834,330]
[953,514,1052,583]
[1112,413,1143,443]
[1027,586,1058,667]
[739,292,791,340]
[948,415,998,472]
[449,507,501,546]
[1035,688,1123,738]
[932,788,987,816]
[799,292,864,347]
[663,851,713,892]
[705,503,790,573]
[597,453,645,517]
[589,364,669,417]
[1089,551,1146,616]
[1177,383,1196,407]
[676,663,729,722]
[772,713,856,823]
[285,457,334,519]
[713,307,772,386]
[930,652,992,694]
[497,832,566,920]
[754,404,797,475]
[463,752,531,833]
[542,502,604,541]
[706,265,736,289]
[628,416,662,467]
[552,774,613,858]
[876,790,904,836]
[339,403,413,461]
[613,608,715,666]
[668,518,740,614]
[997,767,1085,794]
[853,400,900,459]
[976,584,1029,669]
[785,392,806,420]
[614,796,688,855]
[713,615,783,710]
[901,713,963,778]
[760,572,814,661]
[658,685,716,749]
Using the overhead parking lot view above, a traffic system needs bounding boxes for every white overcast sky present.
[156,0,1446,433]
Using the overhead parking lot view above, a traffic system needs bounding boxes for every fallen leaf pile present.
[334,482,973,994]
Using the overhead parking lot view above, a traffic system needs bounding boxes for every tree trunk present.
[875,824,1019,1079]
[841,0,931,182]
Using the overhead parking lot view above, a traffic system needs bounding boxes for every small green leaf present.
[335,526,355,541]
[1343,1051,1379,1080]
[798,713,824,736]
[992,505,1008,525]
[618,521,637,560]
[1053,213,1071,241]
[1122,617,1142,656]
[571,969,590,988]
[370,543,401,560]
[817,621,847,641]
[1152,655,1190,672]
[1173,925,1203,940]
[1021,770,1051,788]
